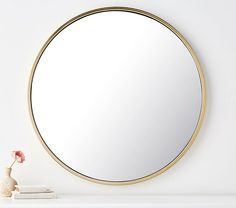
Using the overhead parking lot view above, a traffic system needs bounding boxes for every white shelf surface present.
[1,195,236,208]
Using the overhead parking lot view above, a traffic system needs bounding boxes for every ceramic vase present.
[0,167,17,197]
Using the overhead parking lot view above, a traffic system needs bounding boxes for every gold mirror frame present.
[28,7,206,185]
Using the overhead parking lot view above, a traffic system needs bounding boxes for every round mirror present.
[29,7,205,184]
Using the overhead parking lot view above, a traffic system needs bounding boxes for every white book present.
[15,185,52,193]
[11,191,57,199]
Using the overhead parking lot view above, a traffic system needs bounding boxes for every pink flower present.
[12,151,25,163]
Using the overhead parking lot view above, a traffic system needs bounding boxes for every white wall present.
[0,0,235,195]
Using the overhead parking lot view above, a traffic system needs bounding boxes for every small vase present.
[0,167,17,197]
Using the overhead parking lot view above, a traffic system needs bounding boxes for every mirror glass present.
[29,8,204,183]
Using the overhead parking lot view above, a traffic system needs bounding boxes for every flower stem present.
[9,159,16,168]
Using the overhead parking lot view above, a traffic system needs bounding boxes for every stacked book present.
[11,185,56,199]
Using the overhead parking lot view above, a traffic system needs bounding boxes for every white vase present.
[0,167,17,197]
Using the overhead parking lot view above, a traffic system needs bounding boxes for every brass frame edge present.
[28,6,206,185]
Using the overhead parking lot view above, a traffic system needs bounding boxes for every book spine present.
[15,188,52,193]
[12,192,57,199]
